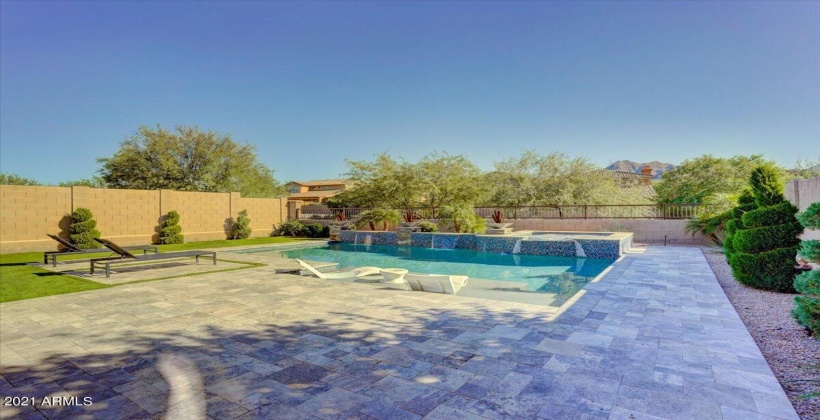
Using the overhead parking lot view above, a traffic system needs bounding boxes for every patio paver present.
[0,246,798,419]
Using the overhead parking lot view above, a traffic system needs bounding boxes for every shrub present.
[304,223,329,238]
[69,208,101,249]
[272,219,305,237]
[729,166,802,292]
[749,164,785,207]
[723,190,756,264]
[792,202,820,335]
[230,209,252,239]
[158,210,184,244]
[439,204,486,234]
[417,221,439,232]
[355,209,400,231]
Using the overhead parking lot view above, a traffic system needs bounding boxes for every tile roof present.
[288,179,352,187]
[602,170,652,180]
[287,190,343,199]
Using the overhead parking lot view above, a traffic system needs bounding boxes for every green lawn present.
[0,252,112,303]
[0,236,309,303]
[157,236,311,252]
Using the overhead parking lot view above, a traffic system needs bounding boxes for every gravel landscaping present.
[702,246,820,419]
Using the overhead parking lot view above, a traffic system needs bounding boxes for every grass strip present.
[0,236,307,302]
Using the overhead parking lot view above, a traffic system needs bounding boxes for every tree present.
[487,151,634,207]
[729,166,803,292]
[792,202,820,335]
[159,210,184,244]
[339,154,427,209]
[57,177,107,188]
[789,156,820,180]
[69,208,101,249]
[0,173,40,186]
[417,153,487,208]
[98,125,285,197]
[338,152,487,210]
[655,154,782,204]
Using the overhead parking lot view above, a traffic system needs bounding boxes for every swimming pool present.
[248,243,616,306]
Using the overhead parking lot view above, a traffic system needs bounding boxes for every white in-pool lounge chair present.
[296,259,382,280]
[404,273,469,295]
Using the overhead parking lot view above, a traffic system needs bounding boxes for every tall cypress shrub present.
[159,210,184,244]
[792,202,820,335]
[230,209,252,239]
[69,208,101,249]
[729,166,803,292]
[724,189,756,265]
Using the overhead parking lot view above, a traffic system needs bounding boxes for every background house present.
[285,179,352,203]
[603,165,657,199]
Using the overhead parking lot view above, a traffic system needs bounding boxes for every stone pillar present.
[287,200,303,220]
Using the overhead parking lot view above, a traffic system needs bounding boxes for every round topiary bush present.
[729,166,803,292]
[159,210,184,244]
[69,207,101,249]
[792,202,820,335]
[230,209,252,239]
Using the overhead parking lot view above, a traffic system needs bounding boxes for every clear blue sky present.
[1,1,818,184]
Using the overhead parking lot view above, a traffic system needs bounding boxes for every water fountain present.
[572,240,586,258]
[512,238,522,254]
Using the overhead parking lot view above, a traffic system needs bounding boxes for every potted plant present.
[399,209,419,227]
[332,211,352,229]
[488,209,512,230]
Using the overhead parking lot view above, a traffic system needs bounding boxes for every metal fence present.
[299,204,710,220]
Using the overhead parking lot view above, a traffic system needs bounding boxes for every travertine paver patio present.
[0,246,798,419]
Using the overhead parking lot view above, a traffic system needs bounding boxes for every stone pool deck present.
[0,246,798,419]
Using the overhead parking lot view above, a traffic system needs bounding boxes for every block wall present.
[160,190,232,243]
[235,196,287,238]
[0,186,287,253]
[786,177,820,240]
[0,186,73,253]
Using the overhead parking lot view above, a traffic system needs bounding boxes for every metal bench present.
[89,238,216,278]
[44,234,158,267]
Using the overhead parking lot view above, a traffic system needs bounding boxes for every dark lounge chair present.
[90,238,216,278]
[44,234,158,267]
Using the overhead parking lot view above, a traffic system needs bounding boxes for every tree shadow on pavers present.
[2,272,763,420]
[0,304,593,419]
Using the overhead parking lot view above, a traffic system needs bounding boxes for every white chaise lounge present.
[404,273,469,295]
[296,259,382,280]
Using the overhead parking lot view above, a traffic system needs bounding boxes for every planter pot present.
[488,222,512,229]
[399,222,420,228]
[331,221,354,230]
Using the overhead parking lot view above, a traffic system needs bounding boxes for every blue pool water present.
[275,243,614,295]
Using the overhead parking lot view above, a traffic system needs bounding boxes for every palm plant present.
[355,209,400,231]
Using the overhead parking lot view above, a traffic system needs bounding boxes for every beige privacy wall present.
[0,185,287,253]
[786,177,820,240]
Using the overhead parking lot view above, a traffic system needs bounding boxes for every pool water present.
[276,243,614,304]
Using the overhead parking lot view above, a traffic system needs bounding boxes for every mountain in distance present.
[606,160,676,179]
